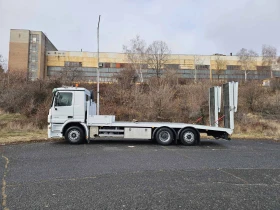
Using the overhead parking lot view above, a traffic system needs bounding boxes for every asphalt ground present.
[0,139,280,210]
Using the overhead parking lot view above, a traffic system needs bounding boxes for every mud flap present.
[86,129,90,143]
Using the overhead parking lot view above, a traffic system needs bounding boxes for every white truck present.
[48,82,238,145]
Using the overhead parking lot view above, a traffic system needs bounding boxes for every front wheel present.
[65,126,85,144]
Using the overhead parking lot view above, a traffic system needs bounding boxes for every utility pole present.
[97,15,101,115]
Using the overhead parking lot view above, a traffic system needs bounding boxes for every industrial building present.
[8,29,57,80]
[8,29,280,81]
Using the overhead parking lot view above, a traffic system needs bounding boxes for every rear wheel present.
[180,128,198,146]
[155,127,174,145]
[65,126,85,144]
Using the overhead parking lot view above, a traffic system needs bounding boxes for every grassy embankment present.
[0,112,47,144]
[1,112,279,144]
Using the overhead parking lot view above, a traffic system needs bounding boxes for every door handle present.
[68,116,73,118]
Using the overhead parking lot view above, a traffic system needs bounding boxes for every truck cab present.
[48,87,96,140]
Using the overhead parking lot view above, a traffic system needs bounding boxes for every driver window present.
[56,92,73,106]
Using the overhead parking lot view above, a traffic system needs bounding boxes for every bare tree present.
[240,81,267,112]
[148,82,176,121]
[114,67,138,90]
[237,48,258,82]
[0,54,6,73]
[123,36,147,83]
[262,45,277,78]
[162,69,179,86]
[213,55,227,81]
[58,66,84,83]
[277,56,280,70]
[193,55,205,82]
[146,41,171,79]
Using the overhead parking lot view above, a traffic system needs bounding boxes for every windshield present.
[50,93,55,108]
[51,88,58,108]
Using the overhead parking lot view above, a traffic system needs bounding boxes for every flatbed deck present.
[88,121,233,135]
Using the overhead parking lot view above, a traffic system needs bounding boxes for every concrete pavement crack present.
[218,168,249,184]
[1,155,9,210]
[6,176,97,187]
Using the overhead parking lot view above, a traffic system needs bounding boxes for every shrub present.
[0,70,279,136]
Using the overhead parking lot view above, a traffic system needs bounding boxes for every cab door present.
[51,91,74,124]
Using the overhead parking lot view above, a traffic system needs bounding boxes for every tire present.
[179,128,198,146]
[155,127,174,146]
[65,126,85,144]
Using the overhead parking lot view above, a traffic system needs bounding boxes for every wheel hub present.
[159,131,171,142]
[68,130,80,142]
[183,132,195,143]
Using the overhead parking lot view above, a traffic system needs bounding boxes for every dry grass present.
[0,130,47,144]
[233,113,280,140]
[0,113,47,144]
[1,112,279,144]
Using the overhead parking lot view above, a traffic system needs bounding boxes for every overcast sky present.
[0,0,279,61]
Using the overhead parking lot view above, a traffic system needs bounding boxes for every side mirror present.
[90,90,94,101]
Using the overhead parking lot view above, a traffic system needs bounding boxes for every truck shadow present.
[89,139,155,145]
[54,139,227,148]
[198,140,228,148]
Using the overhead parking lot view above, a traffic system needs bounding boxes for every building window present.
[195,65,209,70]
[30,54,38,61]
[120,63,127,68]
[30,34,39,43]
[227,65,241,70]
[29,44,38,51]
[64,62,82,67]
[142,64,148,69]
[165,64,180,69]
[104,63,110,68]
[257,66,271,71]
[28,34,39,80]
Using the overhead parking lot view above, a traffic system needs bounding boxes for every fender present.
[80,122,89,140]
[61,120,89,140]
